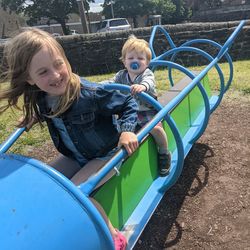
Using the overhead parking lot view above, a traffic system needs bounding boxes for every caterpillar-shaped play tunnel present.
[0,20,245,250]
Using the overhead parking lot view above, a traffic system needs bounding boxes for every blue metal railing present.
[79,20,246,195]
[149,20,245,101]
[0,127,26,153]
[180,39,233,93]
[79,85,184,195]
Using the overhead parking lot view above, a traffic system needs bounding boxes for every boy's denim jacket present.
[37,79,138,162]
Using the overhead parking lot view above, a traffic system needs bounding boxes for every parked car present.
[70,30,79,35]
[97,18,131,33]
[52,33,61,37]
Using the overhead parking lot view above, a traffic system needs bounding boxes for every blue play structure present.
[0,20,245,250]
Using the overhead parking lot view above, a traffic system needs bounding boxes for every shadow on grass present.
[134,142,213,250]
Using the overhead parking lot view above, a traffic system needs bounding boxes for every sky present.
[89,0,104,13]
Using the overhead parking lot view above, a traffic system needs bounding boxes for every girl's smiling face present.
[27,46,70,96]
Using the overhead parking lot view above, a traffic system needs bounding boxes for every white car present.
[97,18,131,32]
[70,30,79,35]
[52,33,61,37]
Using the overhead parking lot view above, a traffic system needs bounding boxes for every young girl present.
[0,28,139,250]
[112,35,171,176]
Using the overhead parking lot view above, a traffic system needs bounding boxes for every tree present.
[150,0,176,24]
[102,0,191,27]
[151,0,192,24]
[102,0,153,28]
[0,0,94,35]
[171,0,192,23]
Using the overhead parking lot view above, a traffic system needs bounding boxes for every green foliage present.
[102,0,153,27]
[103,0,152,17]
[171,0,192,23]
[102,0,192,26]
[150,0,176,23]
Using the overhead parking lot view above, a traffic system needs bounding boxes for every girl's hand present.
[131,84,146,95]
[118,132,139,156]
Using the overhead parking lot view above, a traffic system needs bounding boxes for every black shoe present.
[158,152,171,176]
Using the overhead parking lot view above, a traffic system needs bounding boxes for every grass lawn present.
[0,59,249,155]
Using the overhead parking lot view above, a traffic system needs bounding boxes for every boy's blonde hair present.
[0,28,80,127]
[121,35,152,62]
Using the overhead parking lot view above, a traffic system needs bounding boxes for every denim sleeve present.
[95,86,138,132]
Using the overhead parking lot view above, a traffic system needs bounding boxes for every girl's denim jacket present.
[37,79,138,162]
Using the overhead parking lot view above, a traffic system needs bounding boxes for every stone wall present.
[191,4,250,22]
[0,20,249,76]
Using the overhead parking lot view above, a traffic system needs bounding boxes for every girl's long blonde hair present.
[0,27,80,127]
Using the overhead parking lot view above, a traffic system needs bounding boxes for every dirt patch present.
[134,93,250,250]
[27,92,250,249]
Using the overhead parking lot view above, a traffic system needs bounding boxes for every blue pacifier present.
[130,62,140,70]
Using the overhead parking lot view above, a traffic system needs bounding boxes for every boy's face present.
[27,46,70,96]
[124,49,149,75]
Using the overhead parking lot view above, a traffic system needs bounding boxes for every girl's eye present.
[55,60,64,68]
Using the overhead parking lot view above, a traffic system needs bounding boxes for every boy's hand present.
[118,131,139,156]
[131,84,146,95]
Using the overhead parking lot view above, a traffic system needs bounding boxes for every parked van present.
[97,18,131,32]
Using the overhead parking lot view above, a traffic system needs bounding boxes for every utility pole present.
[76,0,89,33]
[111,0,114,18]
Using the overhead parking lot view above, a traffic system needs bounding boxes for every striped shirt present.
[113,68,157,111]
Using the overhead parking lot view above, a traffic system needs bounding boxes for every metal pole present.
[111,1,114,18]
[76,0,89,33]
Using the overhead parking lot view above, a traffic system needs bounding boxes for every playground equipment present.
[0,20,245,250]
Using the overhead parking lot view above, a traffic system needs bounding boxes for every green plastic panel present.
[94,75,211,229]
[94,137,158,228]
[189,76,211,124]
